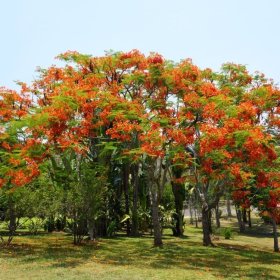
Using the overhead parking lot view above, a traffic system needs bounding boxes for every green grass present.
[0,219,280,280]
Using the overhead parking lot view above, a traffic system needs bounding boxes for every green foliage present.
[223,227,233,239]
[107,220,117,237]
[1,49,279,251]
[26,218,45,235]
[233,130,250,147]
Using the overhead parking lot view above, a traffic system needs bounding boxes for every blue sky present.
[1,0,280,89]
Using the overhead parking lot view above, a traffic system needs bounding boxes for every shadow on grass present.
[222,217,277,238]
[93,237,280,279]
[0,233,98,268]
[0,232,279,279]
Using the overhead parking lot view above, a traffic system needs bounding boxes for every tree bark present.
[123,163,130,236]
[236,207,245,233]
[202,208,213,246]
[194,208,198,228]
[149,184,163,247]
[8,202,16,234]
[215,203,221,228]
[131,164,139,236]
[271,218,279,252]
[189,198,194,225]
[171,181,184,237]
[248,210,252,228]
[242,209,248,223]
[208,210,213,234]
[88,219,96,241]
[226,196,232,217]
[7,198,16,245]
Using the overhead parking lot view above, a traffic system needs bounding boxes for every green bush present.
[223,227,233,239]
[27,218,44,235]
[107,220,117,237]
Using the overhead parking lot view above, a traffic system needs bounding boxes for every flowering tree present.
[0,51,279,250]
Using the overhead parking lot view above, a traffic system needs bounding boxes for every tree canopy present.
[0,50,279,249]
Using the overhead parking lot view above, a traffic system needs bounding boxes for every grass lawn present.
[0,219,280,280]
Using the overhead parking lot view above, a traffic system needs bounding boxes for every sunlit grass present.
[0,218,279,280]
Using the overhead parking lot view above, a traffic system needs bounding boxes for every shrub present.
[223,227,233,239]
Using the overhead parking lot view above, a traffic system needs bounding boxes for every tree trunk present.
[149,185,163,247]
[189,198,194,225]
[226,196,232,217]
[202,208,213,246]
[248,210,252,228]
[242,209,248,223]
[271,218,279,252]
[208,210,213,234]
[194,208,198,228]
[88,219,96,241]
[131,164,139,236]
[236,207,245,233]
[123,163,130,236]
[215,204,221,228]
[8,203,16,234]
[171,182,184,237]
[73,214,77,245]
[7,198,16,245]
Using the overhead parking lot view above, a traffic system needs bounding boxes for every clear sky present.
[1,0,280,89]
